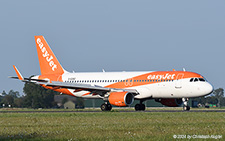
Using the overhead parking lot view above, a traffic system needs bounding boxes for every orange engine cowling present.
[108,92,134,107]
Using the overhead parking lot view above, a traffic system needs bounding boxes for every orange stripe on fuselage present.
[106,71,203,89]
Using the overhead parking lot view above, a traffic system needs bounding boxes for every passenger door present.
[175,73,184,89]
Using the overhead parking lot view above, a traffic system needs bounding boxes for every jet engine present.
[155,98,183,107]
[108,91,134,107]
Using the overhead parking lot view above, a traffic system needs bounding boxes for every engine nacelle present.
[155,98,183,107]
[108,92,134,107]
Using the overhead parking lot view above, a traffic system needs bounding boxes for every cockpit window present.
[194,78,198,82]
[190,78,206,82]
[190,78,194,82]
[199,78,206,82]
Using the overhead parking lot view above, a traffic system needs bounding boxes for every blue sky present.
[0,1,225,95]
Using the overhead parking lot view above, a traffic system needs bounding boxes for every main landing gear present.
[101,103,112,111]
[135,100,146,111]
[182,98,190,111]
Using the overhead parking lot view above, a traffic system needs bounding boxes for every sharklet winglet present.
[13,65,24,80]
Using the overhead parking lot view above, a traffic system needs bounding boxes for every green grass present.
[0,111,224,140]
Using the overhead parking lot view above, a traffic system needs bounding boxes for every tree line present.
[0,82,58,108]
[1,82,225,108]
[192,88,225,107]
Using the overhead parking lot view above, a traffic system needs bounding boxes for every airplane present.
[11,36,214,111]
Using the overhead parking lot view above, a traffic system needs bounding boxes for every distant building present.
[54,95,77,108]
[64,101,76,109]
[54,95,84,109]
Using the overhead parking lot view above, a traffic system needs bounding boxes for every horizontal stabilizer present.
[9,76,48,83]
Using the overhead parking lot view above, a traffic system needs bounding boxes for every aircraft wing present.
[10,65,139,96]
[36,81,139,96]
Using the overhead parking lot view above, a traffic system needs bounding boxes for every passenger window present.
[190,78,194,82]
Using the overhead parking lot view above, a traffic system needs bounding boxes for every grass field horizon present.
[0,107,225,112]
[0,109,224,140]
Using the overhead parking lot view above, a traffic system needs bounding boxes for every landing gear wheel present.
[141,104,146,111]
[107,104,112,111]
[183,105,190,111]
[135,104,141,111]
[101,104,107,111]
[135,104,146,111]
[182,98,190,111]
[101,103,112,111]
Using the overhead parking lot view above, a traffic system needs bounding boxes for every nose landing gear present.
[182,98,190,111]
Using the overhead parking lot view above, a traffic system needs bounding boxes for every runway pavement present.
[0,109,225,113]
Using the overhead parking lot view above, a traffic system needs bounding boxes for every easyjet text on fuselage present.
[147,73,175,80]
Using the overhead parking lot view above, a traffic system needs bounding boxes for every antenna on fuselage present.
[183,68,186,72]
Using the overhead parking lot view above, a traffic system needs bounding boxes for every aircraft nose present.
[205,82,214,95]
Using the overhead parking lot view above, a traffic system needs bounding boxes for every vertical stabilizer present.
[34,36,65,75]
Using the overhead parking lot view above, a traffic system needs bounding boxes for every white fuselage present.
[56,71,213,99]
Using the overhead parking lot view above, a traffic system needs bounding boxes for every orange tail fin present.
[34,36,65,75]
